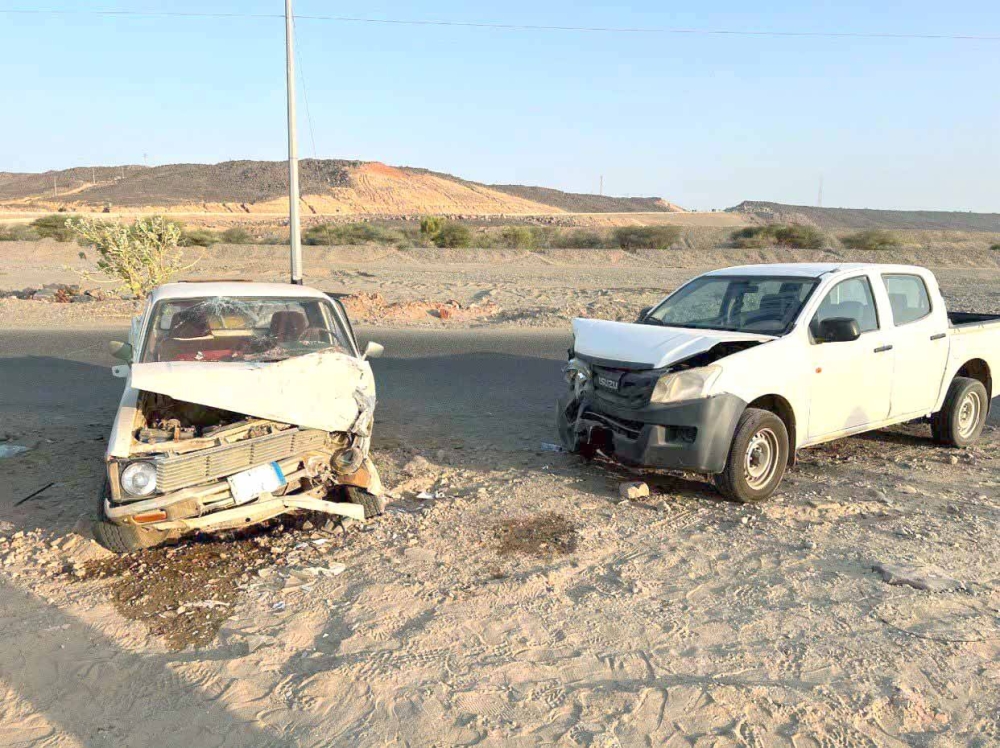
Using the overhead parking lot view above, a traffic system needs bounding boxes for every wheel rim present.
[957,390,983,439]
[745,427,780,490]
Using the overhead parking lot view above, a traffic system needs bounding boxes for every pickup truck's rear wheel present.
[714,408,789,503]
[931,377,988,448]
[92,479,177,554]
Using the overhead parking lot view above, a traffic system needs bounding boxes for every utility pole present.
[53,177,58,198]
[599,175,604,196]
[817,175,824,208]
[285,0,303,284]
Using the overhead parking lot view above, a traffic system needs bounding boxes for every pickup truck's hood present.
[572,318,774,369]
[129,349,375,434]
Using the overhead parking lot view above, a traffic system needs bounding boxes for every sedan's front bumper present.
[557,390,746,474]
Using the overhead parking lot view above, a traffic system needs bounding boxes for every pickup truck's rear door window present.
[810,277,879,336]
[883,274,932,326]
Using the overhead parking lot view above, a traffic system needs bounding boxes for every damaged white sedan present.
[97,281,386,553]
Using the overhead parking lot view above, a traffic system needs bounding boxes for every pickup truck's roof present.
[704,262,927,279]
[149,281,330,304]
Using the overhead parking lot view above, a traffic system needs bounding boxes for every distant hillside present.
[488,185,684,214]
[728,201,1000,232]
[0,159,683,217]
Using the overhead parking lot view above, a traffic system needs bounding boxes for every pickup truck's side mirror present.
[363,341,384,360]
[109,341,133,362]
[815,318,861,344]
[637,306,653,323]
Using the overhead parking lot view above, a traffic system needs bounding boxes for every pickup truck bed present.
[948,311,1000,327]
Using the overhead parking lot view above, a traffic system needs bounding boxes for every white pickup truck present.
[558,263,999,502]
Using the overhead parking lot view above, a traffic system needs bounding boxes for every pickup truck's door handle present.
[930,333,947,341]
[874,345,893,354]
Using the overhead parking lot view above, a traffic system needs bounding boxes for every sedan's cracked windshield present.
[644,276,818,335]
[141,296,353,363]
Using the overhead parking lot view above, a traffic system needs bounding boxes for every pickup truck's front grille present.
[155,428,327,493]
[592,366,660,408]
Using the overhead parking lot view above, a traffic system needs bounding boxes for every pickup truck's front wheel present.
[714,408,789,503]
[932,377,988,448]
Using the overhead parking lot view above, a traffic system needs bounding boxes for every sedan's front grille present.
[155,428,327,493]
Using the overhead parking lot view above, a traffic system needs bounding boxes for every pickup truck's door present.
[807,276,893,439]
[882,273,949,418]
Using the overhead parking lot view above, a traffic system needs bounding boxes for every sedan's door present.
[882,273,949,418]
[807,275,894,440]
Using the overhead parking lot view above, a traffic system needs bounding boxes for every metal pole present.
[285,0,303,284]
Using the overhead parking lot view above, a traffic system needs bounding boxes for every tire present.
[714,408,789,503]
[931,376,988,448]
[344,486,385,519]
[92,479,175,554]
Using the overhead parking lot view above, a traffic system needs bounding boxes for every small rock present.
[619,482,650,501]
[872,562,965,592]
[948,455,960,465]
[301,521,314,531]
[403,456,432,476]
[898,485,919,495]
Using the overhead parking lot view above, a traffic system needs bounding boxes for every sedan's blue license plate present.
[227,462,287,505]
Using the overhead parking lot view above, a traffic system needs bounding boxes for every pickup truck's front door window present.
[141,297,354,363]
[882,274,947,418]
[646,276,817,335]
[807,276,892,439]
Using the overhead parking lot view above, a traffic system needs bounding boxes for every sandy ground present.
[1,247,999,746]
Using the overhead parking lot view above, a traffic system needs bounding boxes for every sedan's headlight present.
[649,366,722,404]
[120,461,158,497]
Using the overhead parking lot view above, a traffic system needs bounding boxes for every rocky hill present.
[728,201,1000,232]
[0,159,683,217]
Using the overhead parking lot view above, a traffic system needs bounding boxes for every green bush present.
[841,229,901,251]
[220,227,253,244]
[0,223,41,241]
[612,225,682,250]
[731,224,825,249]
[431,222,473,248]
[302,222,405,247]
[30,214,79,242]
[419,216,445,238]
[180,228,220,247]
[497,225,538,249]
[990,241,1000,252]
[550,230,608,249]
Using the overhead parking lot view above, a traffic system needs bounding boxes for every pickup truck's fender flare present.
[743,394,799,467]
[935,358,993,414]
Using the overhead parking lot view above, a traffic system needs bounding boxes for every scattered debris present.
[872,562,966,593]
[416,491,446,500]
[340,291,500,325]
[403,455,434,475]
[14,481,56,506]
[539,442,565,453]
[619,482,651,501]
[0,444,29,459]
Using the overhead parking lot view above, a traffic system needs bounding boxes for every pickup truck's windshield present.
[645,276,819,335]
[140,296,354,363]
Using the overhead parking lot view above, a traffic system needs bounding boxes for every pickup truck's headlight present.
[120,461,157,497]
[649,366,722,404]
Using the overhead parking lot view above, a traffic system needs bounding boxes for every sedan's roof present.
[149,281,330,304]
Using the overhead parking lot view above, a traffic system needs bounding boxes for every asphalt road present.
[0,326,574,458]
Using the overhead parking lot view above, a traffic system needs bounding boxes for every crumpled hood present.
[129,349,376,433]
[572,318,774,369]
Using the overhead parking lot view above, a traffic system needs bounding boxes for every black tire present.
[344,486,385,519]
[92,479,175,554]
[714,408,789,503]
[931,376,988,448]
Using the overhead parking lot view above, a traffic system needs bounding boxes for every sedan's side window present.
[810,277,879,337]
[883,274,932,326]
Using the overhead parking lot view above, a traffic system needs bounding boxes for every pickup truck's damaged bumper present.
[557,390,746,474]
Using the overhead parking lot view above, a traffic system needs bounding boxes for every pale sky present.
[1,1,998,211]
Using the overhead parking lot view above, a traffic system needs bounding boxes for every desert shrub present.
[180,228,220,247]
[841,229,901,251]
[302,222,404,246]
[69,215,193,297]
[0,223,41,241]
[612,225,682,250]
[31,214,79,242]
[990,241,1000,251]
[494,225,539,249]
[419,216,445,238]
[550,229,609,249]
[220,227,253,244]
[258,233,287,245]
[431,222,473,248]
[732,224,825,249]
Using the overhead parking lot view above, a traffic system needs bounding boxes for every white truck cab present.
[559,263,999,502]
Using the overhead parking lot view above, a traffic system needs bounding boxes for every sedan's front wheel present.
[714,408,789,503]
